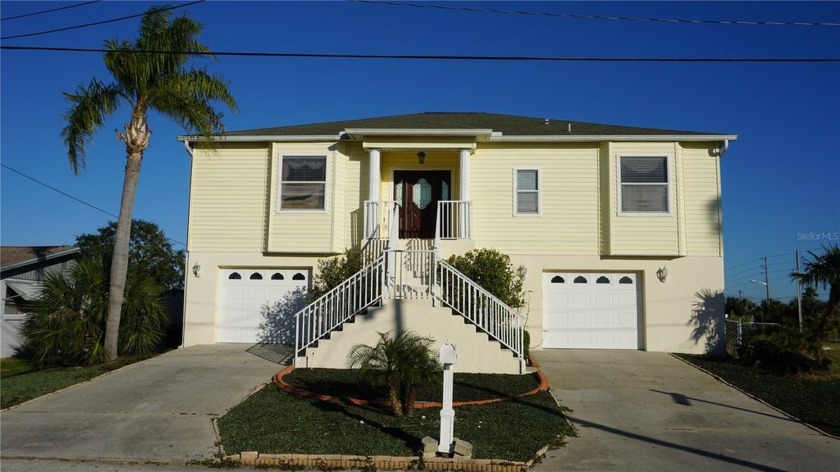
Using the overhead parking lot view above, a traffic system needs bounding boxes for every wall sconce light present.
[192,262,201,278]
[656,266,668,283]
[417,151,426,164]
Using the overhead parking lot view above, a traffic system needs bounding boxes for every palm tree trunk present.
[386,374,402,416]
[104,112,149,361]
[104,152,142,360]
[815,284,840,339]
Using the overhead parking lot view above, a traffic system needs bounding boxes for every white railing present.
[294,253,387,365]
[436,200,471,240]
[363,200,399,241]
[385,249,436,299]
[436,259,524,359]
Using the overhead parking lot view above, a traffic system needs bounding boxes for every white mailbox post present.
[438,342,457,454]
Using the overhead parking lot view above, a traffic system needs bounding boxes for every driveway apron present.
[533,350,839,472]
[0,344,285,463]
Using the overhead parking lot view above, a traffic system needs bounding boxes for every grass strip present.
[284,368,541,403]
[219,382,570,462]
[677,353,840,436]
[1,355,156,409]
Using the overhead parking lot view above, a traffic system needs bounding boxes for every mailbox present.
[439,342,457,365]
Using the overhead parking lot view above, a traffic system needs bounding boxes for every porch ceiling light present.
[417,151,426,164]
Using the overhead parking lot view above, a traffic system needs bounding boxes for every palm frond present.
[60,80,121,173]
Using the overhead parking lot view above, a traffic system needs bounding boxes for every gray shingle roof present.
[221,112,724,137]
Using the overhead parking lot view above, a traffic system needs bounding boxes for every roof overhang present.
[0,247,80,274]
[490,134,738,143]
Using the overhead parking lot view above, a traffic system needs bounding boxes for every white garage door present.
[219,269,309,343]
[543,272,640,349]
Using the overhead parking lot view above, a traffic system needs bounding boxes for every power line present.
[0,1,205,40]
[1,1,100,22]
[1,163,186,247]
[354,0,840,28]
[2,45,838,63]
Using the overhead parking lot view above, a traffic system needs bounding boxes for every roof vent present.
[567,123,572,133]
[544,118,549,125]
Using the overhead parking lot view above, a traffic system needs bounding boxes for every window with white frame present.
[515,169,540,215]
[619,156,669,213]
[278,156,326,210]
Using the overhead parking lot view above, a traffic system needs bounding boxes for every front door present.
[394,171,450,239]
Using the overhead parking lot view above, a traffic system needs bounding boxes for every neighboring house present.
[178,112,735,373]
[1,246,80,357]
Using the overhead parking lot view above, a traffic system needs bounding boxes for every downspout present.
[180,139,195,349]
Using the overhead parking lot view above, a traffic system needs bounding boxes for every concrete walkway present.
[0,344,286,464]
[533,350,839,472]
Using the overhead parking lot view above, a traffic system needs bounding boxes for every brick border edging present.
[228,451,529,472]
[271,364,549,409]
[670,353,840,440]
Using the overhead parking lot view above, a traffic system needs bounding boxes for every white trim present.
[616,154,673,216]
[513,168,541,217]
[276,154,329,213]
[179,133,738,144]
[492,134,738,143]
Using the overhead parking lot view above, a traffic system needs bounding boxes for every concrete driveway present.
[533,350,839,472]
[0,344,287,464]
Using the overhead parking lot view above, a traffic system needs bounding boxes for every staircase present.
[293,202,525,374]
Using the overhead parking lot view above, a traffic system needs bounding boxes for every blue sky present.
[1,1,838,303]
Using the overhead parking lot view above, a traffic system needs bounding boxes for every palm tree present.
[347,331,439,416]
[793,243,840,339]
[21,256,169,367]
[61,6,237,361]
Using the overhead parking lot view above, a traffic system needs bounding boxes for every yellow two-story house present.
[178,112,735,374]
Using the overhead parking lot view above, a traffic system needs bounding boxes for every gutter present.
[183,139,194,157]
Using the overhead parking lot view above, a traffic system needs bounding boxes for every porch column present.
[368,148,381,201]
[459,149,471,202]
[459,149,471,239]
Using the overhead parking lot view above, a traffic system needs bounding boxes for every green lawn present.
[677,344,840,437]
[220,370,571,463]
[1,355,156,409]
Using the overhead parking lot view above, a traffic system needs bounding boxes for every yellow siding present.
[342,143,367,249]
[266,142,337,254]
[470,143,600,255]
[682,143,723,256]
[605,142,682,256]
[188,144,269,252]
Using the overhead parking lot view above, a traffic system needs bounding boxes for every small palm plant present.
[21,256,169,367]
[347,331,440,416]
[793,243,840,339]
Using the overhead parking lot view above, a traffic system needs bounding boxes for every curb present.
[272,365,550,409]
[228,451,529,472]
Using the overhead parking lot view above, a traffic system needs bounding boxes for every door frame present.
[391,168,452,239]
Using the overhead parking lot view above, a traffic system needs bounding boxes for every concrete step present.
[298,298,521,374]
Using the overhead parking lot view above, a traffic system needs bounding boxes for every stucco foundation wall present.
[510,254,724,355]
[182,251,323,346]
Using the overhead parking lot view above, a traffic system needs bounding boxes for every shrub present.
[20,256,169,367]
[446,248,525,308]
[738,327,829,375]
[311,249,363,300]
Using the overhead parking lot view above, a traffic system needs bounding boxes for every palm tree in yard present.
[793,243,840,339]
[61,5,237,361]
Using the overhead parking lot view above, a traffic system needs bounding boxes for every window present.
[620,156,669,213]
[250,272,263,280]
[515,169,539,215]
[551,276,565,283]
[619,276,634,284]
[279,156,326,210]
[271,273,284,280]
[228,272,241,280]
[574,276,587,284]
[596,276,610,284]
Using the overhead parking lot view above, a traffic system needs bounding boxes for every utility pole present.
[763,257,771,318]
[796,250,803,333]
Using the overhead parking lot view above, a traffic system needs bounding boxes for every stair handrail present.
[294,253,387,364]
[435,258,525,359]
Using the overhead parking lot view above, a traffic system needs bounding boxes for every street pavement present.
[532,350,839,472]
